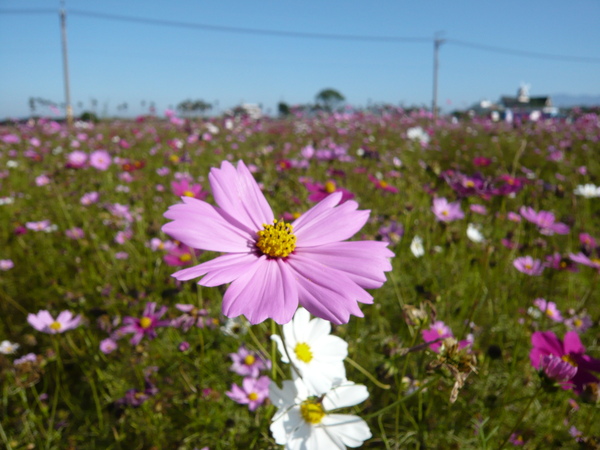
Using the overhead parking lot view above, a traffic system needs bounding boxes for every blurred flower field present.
[0,108,599,449]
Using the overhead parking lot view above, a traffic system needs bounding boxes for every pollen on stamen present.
[256,219,297,258]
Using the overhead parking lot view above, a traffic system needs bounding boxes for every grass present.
[0,110,599,449]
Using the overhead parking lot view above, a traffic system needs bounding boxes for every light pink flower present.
[519,206,570,235]
[513,256,545,276]
[0,259,14,271]
[100,338,118,354]
[432,197,464,222]
[533,298,563,322]
[80,192,99,205]
[27,310,82,334]
[117,302,170,345]
[226,375,270,411]
[162,160,393,325]
[229,346,270,378]
[89,149,111,171]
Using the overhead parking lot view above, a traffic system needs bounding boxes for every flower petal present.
[209,160,273,231]
[295,241,393,289]
[323,383,369,410]
[293,193,370,247]
[287,255,372,324]
[162,196,254,252]
[171,252,259,286]
[321,414,372,448]
[221,257,299,324]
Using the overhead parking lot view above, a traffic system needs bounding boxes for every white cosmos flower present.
[466,223,485,243]
[0,340,20,355]
[410,235,425,258]
[271,307,347,396]
[269,376,372,450]
[574,184,600,198]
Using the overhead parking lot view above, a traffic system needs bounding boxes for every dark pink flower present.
[530,331,600,393]
[117,302,170,345]
[304,180,355,204]
[171,179,208,200]
[368,174,398,193]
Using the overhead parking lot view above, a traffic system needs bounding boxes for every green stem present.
[497,386,542,450]
[345,356,390,390]
[363,376,439,419]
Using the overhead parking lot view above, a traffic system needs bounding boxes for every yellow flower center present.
[294,342,313,363]
[179,253,192,262]
[592,258,600,265]
[561,354,578,367]
[465,180,475,188]
[324,181,336,193]
[49,321,62,331]
[244,355,256,366]
[169,155,180,163]
[183,190,195,197]
[139,317,153,329]
[256,220,296,258]
[574,318,583,327]
[300,400,325,424]
[525,264,532,270]
[248,392,258,401]
[380,180,388,188]
[442,210,449,216]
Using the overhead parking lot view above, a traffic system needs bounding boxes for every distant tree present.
[278,102,291,117]
[315,88,345,112]
[177,99,212,117]
[28,97,36,117]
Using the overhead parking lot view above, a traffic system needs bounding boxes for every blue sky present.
[1,0,599,119]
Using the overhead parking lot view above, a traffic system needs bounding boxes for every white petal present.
[323,382,369,410]
[321,414,372,447]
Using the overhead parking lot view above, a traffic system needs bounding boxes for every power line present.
[0,8,56,15]
[68,9,432,43]
[447,38,600,64]
[1,7,599,64]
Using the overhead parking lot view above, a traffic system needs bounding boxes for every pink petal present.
[173,253,259,286]
[294,241,393,289]
[162,197,254,253]
[563,331,586,355]
[287,254,372,324]
[209,161,273,231]
[293,193,370,247]
[221,258,299,325]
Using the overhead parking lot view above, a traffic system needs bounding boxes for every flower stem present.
[345,356,390,390]
[497,386,542,450]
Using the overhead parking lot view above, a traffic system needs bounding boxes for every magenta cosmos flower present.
[530,331,600,393]
[162,160,394,325]
[28,310,82,334]
[226,375,270,411]
[117,302,170,345]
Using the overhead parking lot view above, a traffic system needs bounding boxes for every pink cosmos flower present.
[513,256,545,276]
[304,180,355,204]
[0,259,14,271]
[171,179,208,200]
[80,192,99,206]
[66,150,88,168]
[368,174,398,193]
[507,212,522,222]
[579,233,597,252]
[469,204,487,215]
[540,354,578,383]
[162,160,394,325]
[28,310,82,334]
[35,174,50,186]
[229,346,271,378]
[569,252,600,272]
[421,321,470,353]
[533,298,563,322]
[226,375,270,411]
[519,206,570,236]
[163,244,200,267]
[100,338,118,354]
[530,331,600,393]
[89,149,111,171]
[172,304,210,331]
[65,227,85,240]
[26,220,54,232]
[117,302,170,345]
[431,197,465,222]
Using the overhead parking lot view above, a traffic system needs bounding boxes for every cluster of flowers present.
[269,308,372,449]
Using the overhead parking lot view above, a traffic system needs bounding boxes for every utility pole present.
[432,32,445,122]
[60,1,73,127]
